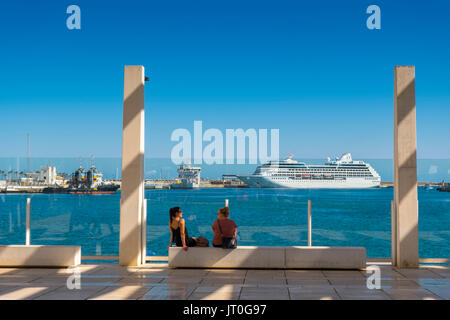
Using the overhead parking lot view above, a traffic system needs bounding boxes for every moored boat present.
[43,158,119,194]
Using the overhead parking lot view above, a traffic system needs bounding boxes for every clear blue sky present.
[0,0,449,160]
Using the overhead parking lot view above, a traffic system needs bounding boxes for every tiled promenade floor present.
[0,263,449,300]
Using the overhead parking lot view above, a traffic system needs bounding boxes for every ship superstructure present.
[237,153,381,189]
[171,164,201,189]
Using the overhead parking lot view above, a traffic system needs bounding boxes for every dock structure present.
[222,174,248,187]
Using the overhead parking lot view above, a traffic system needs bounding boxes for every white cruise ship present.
[237,153,381,189]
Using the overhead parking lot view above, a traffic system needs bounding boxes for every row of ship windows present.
[271,174,374,177]
[272,175,373,179]
[271,170,371,173]
[270,167,369,170]
[262,165,367,169]
[271,176,373,180]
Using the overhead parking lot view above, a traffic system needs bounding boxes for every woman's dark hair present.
[169,206,181,224]
[218,206,230,217]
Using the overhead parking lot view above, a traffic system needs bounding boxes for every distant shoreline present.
[0,180,445,193]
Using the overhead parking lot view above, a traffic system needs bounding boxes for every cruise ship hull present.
[237,175,380,189]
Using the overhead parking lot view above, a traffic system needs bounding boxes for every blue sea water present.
[0,188,449,258]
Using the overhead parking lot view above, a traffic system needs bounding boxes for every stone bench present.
[169,246,366,269]
[0,245,81,267]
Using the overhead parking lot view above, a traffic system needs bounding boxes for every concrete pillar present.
[391,200,396,264]
[119,66,146,266]
[393,66,419,268]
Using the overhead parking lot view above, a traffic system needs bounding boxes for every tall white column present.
[393,66,419,268]
[119,66,146,266]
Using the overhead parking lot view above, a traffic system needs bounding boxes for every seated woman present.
[168,207,196,251]
[212,207,237,248]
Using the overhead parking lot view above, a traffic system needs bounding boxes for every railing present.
[308,199,312,246]
[1,187,449,262]
[81,255,168,262]
[25,198,30,245]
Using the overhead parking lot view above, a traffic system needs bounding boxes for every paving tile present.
[189,292,240,300]
[117,277,164,285]
[80,273,121,277]
[322,270,365,279]
[0,276,42,285]
[205,274,246,279]
[382,288,443,300]
[169,269,210,277]
[86,265,135,277]
[0,286,60,300]
[126,270,170,277]
[163,277,203,284]
[421,286,450,300]
[0,284,18,293]
[287,279,330,286]
[241,286,288,293]
[89,285,151,300]
[200,278,245,285]
[240,287,289,300]
[254,284,290,289]
[423,268,450,279]
[69,265,106,275]
[79,282,121,287]
[415,278,450,287]
[285,270,326,279]
[362,268,407,280]
[206,269,247,277]
[139,285,195,300]
[194,285,242,294]
[289,292,340,300]
[13,268,70,276]
[379,279,421,289]
[239,294,288,300]
[246,270,285,279]
[35,285,108,300]
[334,287,392,300]
[0,268,21,275]
[244,278,286,285]
[289,286,336,294]
[327,278,367,286]
[289,288,340,300]
[394,268,444,280]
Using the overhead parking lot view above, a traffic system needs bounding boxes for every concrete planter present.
[0,245,81,267]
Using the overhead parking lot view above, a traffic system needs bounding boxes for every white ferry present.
[237,153,381,189]
[170,164,201,189]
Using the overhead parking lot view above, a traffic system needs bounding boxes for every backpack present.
[193,236,209,247]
